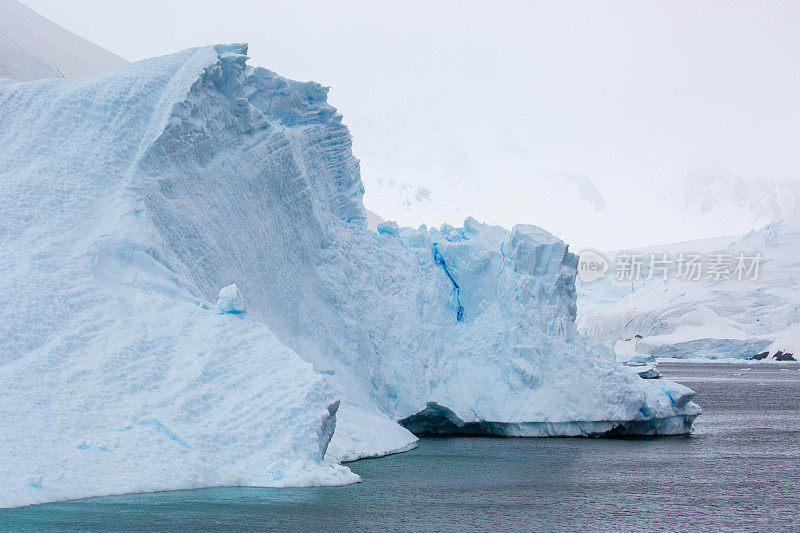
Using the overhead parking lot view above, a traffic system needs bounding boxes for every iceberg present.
[216,283,245,314]
[634,366,661,379]
[0,45,359,508]
[0,44,699,508]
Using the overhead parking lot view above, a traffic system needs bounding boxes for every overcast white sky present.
[22,0,800,248]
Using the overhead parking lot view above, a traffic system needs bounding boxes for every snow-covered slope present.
[0,0,127,81]
[580,218,800,361]
[0,44,700,508]
[754,325,800,361]
[577,234,742,318]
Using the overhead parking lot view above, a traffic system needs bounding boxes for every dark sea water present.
[2,363,799,532]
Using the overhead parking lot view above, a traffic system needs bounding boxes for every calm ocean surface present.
[2,362,799,532]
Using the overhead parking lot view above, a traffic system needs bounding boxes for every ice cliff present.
[0,44,699,507]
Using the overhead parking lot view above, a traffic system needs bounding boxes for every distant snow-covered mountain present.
[364,161,800,251]
[365,169,613,248]
[0,0,127,81]
[671,173,800,238]
[579,217,800,361]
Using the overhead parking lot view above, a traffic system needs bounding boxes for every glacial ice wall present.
[0,46,357,508]
[127,45,699,443]
[0,44,700,506]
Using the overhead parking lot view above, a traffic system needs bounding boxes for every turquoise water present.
[2,363,799,532]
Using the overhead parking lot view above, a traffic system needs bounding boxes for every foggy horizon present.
[21,0,800,249]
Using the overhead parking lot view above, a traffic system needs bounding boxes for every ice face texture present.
[0,44,699,507]
[0,46,358,509]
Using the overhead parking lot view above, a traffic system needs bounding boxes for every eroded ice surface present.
[0,46,359,508]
